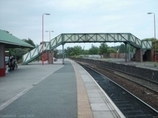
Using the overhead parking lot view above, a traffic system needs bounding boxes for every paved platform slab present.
[0,59,124,118]
[0,60,64,110]
[70,60,125,118]
[0,60,77,118]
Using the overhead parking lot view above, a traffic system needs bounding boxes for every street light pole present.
[42,13,50,65]
[148,12,157,61]
[46,31,54,64]
[46,31,54,41]
[46,30,54,51]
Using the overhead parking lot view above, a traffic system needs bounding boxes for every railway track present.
[78,60,158,94]
[97,65,158,94]
[79,63,158,118]
[75,60,158,110]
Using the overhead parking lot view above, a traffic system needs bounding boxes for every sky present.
[0,0,158,49]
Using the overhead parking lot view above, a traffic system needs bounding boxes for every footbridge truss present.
[22,33,152,64]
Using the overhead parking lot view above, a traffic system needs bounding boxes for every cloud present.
[0,0,158,47]
[43,0,96,11]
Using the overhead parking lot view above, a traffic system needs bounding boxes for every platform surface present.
[87,58,158,70]
[0,59,124,118]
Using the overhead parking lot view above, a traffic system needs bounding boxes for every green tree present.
[119,44,126,53]
[88,44,99,54]
[82,50,89,55]
[107,47,117,53]
[65,46,82,57]
[111,45,120,51]
[22,38,35,47]
[14,48,28,61]
[118,44,134,53]
[99,43,108,54]
[142,38,155,41]
[65,47,73,57]
[70,46,82,56]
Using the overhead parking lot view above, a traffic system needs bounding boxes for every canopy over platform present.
[0,29,33,48]
[0,29,33,76]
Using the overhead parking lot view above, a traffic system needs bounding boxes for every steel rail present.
[79,62,158,117]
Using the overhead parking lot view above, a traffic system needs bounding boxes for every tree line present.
[64,43,133,58]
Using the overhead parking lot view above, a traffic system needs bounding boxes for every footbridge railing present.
[22,33,152,64]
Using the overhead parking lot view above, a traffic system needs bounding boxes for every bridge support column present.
[48,51,53,64]
[125,43,128,62]
[144,50,153,61]
[135,48,142,62]
[0,44,5,77]
[62,44,64,65]
[128,44,130,61]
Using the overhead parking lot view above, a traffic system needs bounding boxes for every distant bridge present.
[22,33,152,64]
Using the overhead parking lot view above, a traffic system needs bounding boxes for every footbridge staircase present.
[22,33,152,64]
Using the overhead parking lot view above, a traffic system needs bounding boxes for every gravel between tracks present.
[80,61,158,111]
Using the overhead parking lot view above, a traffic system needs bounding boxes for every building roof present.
[0,29,33,48]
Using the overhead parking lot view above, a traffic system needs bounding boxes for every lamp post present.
[46,31,54,64]
[46,30,54,52]
[148,12,157,61]
[42,13,50,65]
[45,30,54,41]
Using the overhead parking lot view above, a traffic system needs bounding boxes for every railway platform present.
[90,58,158,70]
[0,59,124,118]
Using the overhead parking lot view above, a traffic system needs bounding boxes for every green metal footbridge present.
[22,33,152,64]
